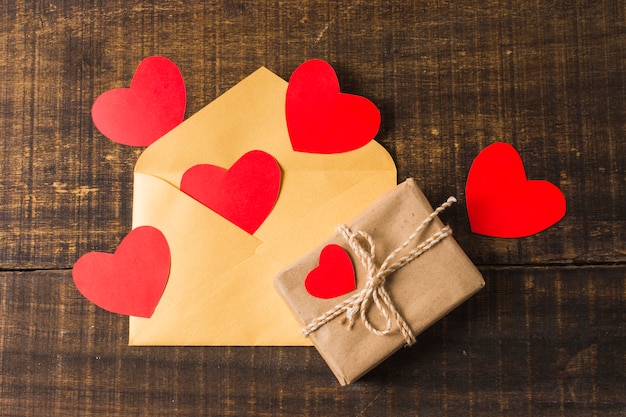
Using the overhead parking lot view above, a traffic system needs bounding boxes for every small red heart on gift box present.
[285,59,381,154]
[72,226,171,318]
[180,150,281,235]
[91,56,186,147]
[465,142,566,238]
[305,244,356,299]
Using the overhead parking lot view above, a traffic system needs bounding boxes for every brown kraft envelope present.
[275,178,485,385]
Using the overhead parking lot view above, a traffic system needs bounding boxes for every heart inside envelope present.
[180,150,281,235]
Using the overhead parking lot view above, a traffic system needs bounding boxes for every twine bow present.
[302,197,457,346]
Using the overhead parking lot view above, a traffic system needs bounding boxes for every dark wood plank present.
[0,266,623,416]
[1,1,624,416]
[1,1,624,269]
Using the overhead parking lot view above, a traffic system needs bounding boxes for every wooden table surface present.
[1,1,624,416]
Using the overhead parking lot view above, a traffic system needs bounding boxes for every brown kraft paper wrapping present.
[274,178,485,385]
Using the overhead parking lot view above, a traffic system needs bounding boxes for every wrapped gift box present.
[275,178,484,385]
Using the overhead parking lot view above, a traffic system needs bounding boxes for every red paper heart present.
[180,150,281,234]
[91,56,186,147]
[465,142,566,238]
[285,59,381,154]
[305,244,356,299]
[72,226,171,318]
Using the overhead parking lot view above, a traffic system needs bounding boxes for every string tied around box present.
[302,196,457,346]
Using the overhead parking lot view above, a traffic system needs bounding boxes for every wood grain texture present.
[0,1,624,268]
[0,0,624,416]
[0,267,623,416]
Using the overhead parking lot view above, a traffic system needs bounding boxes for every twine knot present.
[302,196,457,346]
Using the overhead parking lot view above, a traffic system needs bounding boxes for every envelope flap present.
[134,67,395,183]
